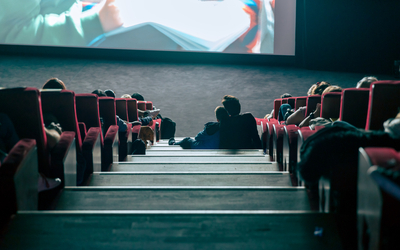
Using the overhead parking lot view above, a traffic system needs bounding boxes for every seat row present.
[0,88,162,188]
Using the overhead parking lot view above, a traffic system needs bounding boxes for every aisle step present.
[1,212,342,250]
[126,155,269,163]
[55,187,309,211]
[145,149,265,156]
[89,172,292,186]
[111,162,278,172]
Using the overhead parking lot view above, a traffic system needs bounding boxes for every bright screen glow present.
[0,0,296,55]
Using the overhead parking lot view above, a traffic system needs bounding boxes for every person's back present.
[219,95,261,149]
[220,113,261,149]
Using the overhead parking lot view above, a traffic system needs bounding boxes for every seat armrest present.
[50,131,76,186]
[0,139,38,222]
[78,122,87,142]
[119,123,132,161]
[102,125,119,171]
[81,127,101,184]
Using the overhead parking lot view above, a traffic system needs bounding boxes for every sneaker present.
[38,174,62,192]
[148,109,161,118]
[168,138,176,145]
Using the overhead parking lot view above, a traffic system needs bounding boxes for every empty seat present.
[76,94,118,172]
[339,88,369,129]
[366,80,400,131]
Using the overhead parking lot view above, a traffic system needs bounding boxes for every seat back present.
[320,92,342,119]
[145,101,153,110]
[295,96,307,110]
[75,94,103,144]
[305,95,322,116]
[41,90,82,151]
[366,81,400,130]
[138,101,147,111]
[0,87,49,175]
[281,98,288,104]
[115,98,128,121]
[99,97,117,133]
[287,97,296,109]
[273,99,282,119]
[127,99,139,122]
[339,88,370,129]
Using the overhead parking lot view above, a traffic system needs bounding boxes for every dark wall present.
[301,0,400,74]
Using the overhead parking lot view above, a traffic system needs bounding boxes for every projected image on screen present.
[0,0,295,55]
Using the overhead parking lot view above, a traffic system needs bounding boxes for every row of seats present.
[0,87,161,189]
[257,80,400,249]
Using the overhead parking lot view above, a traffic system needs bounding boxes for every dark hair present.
[104,89,116,98]
[281,93,292,98]
[131,93,144,101]
[221,95,241,116]
[311,81,331,95]
[42,78,66,90]
[92,89,106,97]
[215,106,229,122]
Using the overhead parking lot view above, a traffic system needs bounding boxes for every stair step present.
[111,162,278,172]
[126,155,269,163]
[55,187,309,211]
[89,172,292,186]
[144,149,265,156]
[2,212,343,250]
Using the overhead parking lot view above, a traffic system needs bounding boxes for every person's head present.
[121,94,131,98]
[104,89,116,98]
[131,93,144,101]
[322,85,342,94]
[221,95,241,116]
[356,76,378,88]
[42,78,66,90]
[308,81,331,95]
[281,93,292,98]
[215,106,229,122]
[92,89,106,97]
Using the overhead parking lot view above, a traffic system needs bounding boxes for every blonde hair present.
[356,76,378,88]
[322,85,342,94]
[121,94,131,98]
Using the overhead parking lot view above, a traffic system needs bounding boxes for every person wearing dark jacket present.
[169,106,228,149]
[219,95,262,149]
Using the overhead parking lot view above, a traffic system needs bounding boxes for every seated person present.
[286,83,339,127]
[265,93,292,120]
[169,106,229,149]
[219,95,262,149]
[42,78,67,90]
[356,76,378,88]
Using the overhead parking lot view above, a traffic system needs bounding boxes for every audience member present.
[104,89,116,97]
[219,95,262,149]
[356,76,378,88]
[169,106,229,149]
[286,82,337,126]
[42,78,67,90]
[307,81,331,96]
[265,93,292,119]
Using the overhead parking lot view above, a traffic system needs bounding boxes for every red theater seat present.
[339,88,370,129]
[365,80,400,131]
[76,94,118,172]
[0,88,75,184]
[358,147,400,250]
